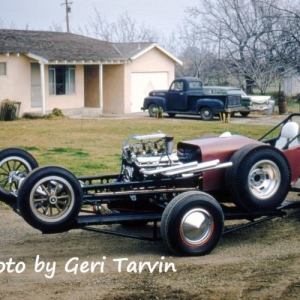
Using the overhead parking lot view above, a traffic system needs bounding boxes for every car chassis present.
[1,114,300,256]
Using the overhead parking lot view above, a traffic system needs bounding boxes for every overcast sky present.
[0,0,200,37]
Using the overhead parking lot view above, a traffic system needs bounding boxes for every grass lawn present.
[0,116,272,176]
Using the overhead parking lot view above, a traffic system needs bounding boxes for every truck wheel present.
[240,112,250,117]
[161,191,224,256]
[226,145,290,212]
[0,148,38,202]
[148,104,158,117]
[168,113,176,118]
[200,107,213,121]
[18,166,83,233]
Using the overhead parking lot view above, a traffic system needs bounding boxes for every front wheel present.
[161,191,224,256]
[200,107,213,121]
[0,148,38,202]
[18,166,83,233]
[148,104,159,117]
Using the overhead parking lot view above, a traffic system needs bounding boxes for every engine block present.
[121,133,180,181]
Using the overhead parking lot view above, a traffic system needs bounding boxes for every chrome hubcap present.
[180,208,213,246]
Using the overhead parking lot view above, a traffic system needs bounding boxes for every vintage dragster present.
[1,113,300,256]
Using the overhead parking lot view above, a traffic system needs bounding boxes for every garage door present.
[131,72,168,112]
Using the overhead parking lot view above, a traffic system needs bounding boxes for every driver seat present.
[275,121,299,149]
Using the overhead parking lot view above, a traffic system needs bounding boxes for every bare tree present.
[84,8,159,43]
[185,0,285,94]
[177,24,234,84]
[266,1,300,73]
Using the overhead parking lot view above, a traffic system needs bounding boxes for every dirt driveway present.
[1,112,300,300]
[1,193,300,300]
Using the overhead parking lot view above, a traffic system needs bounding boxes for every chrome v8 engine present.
[121,132,180,181]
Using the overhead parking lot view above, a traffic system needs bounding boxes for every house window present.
[0,62,6,76]
[49,65,75,95]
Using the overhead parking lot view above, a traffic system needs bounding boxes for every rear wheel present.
[200,107,213,121]
[18,166,83,233]
[240,111,250,117]
[161,191,224,256]
[0,148,38,201]
[226,145,290,212]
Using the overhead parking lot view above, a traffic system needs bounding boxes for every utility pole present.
[61,0,73,32]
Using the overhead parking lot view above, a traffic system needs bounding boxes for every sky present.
[0,0,201,37]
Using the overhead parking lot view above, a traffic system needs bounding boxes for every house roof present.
[0,29,182,65]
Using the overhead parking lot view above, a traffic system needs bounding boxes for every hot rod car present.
[1,113,300,256]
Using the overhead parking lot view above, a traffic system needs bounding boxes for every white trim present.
[39,62,46,115]
[26,52,48,64]
[130,43,183,65]
[99,63,103,116]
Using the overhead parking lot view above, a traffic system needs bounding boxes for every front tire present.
[148,104,158,117]
[226,145,291,212]
[200,107,213,121]
[0,148,38,201]
[18,166,83,233]
[161,191,224,256]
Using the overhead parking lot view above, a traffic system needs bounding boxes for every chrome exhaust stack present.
[140,159,232,177]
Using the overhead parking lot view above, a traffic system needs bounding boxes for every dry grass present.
[0,116,270,176]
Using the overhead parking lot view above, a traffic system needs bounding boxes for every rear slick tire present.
[226,145,290,212]
[161,191,224,256]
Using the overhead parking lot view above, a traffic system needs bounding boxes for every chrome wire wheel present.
[0,156,32,194]
[29,176,75,223]
[248,159,281,200]
[180,208,213,246]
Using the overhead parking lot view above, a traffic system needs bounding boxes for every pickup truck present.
[141,77,242,120]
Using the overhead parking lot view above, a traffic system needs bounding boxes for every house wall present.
[0,53,85,116]
[103,64,125,114]
[0,54,33,115]
[1,47,177,116]
[46,64,84,112]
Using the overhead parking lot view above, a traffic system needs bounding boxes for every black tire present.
[18,166,83,233]
[200,107,213,121]
[226,144,291,212]
[168,113,176,118]
[148,104,158,117]
[161,191,224,256]
[240,111,250,117]
[0,148,38,202]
